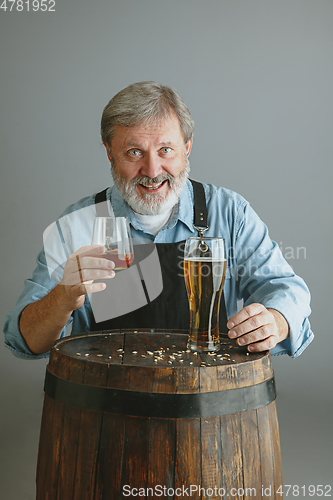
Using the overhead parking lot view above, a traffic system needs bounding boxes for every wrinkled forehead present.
[111,112,185,148]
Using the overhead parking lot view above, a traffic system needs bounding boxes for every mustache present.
[131,174,174,187]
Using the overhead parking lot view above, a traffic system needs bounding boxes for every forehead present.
[112,113,185,148]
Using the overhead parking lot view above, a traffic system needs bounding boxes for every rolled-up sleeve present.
[4,195,96,359]
[3,202,96,359]
[234,203,314,358]
[3,249,69,359]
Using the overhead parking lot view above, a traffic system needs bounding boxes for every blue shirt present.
[3,180,314,359]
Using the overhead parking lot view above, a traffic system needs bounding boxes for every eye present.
[161,147,172,154]
[127,149,142,157]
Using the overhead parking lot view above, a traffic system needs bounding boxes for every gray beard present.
[111,158,190,216]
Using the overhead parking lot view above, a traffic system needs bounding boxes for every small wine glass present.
[91,217,134,270]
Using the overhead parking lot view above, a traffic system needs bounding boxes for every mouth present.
[137,179,169,192]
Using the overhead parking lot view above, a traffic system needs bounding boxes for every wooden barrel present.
[36,330,283,499]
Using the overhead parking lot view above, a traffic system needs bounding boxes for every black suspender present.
[94,190,110,217]
[190,179,208,228]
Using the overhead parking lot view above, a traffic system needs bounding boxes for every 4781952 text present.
[0,0,55,11]
[279,485,331,497]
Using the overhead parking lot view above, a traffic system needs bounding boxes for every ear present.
[185,135,193,157]
[103,140,113,164]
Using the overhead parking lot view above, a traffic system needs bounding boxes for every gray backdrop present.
[1,1,332,498]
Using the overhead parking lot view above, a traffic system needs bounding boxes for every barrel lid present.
[51,329,267,368]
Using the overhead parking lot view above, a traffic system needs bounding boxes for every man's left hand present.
[227,304,290,352]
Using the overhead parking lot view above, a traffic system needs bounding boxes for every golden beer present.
[184,237,227,352]
[184,257,227,351]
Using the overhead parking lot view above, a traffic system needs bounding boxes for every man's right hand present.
[20,245,115,355]
[59,245,115,313]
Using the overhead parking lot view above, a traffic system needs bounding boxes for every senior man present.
[4,81,313,359]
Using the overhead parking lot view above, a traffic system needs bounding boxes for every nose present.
[140,152,164,179]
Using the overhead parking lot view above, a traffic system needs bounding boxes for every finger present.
[228,310,273,339]
[247,335,279,353]
[64,253,115,285]
[62,268,115,286]
[227,303,266,329]
[234,324,274,347]
[77,256,115,271]
[80,268,116,284]
[72,245,106,259]
[79,282,107,295]
[66,282,107,300]
[63,256,114,283]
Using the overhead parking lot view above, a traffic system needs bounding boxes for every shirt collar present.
[108,185,132,216]
[108,179,196,233]
[167,179,196,232]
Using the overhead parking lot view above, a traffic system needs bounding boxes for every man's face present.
[105,112,193,215]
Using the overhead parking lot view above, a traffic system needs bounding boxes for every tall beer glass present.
[184,237,227,352]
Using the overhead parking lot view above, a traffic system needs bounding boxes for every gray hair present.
[101,81,194,147]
